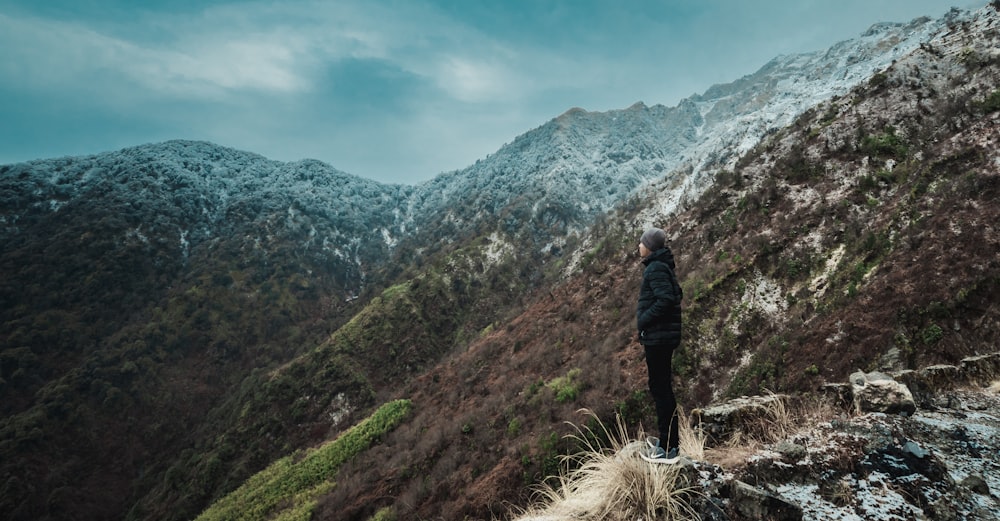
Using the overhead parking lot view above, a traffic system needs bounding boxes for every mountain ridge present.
[2,4,998,520]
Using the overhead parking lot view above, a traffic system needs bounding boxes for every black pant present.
[644,344,679,450]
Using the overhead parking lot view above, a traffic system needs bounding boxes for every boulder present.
[961,474,991,495]
[773,440,807,462]
[850,371,916,415]
[726,480,803,521]
[692,394,790,445]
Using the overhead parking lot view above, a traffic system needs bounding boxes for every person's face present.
[638,242,650,258]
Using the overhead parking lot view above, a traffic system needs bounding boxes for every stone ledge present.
[693,353,999,447]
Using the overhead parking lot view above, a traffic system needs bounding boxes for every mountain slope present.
[1,4,996,521]
[402,10,948,258]
[305,5,1000,519]
[0,141,418,519]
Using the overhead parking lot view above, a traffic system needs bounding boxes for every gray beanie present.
[640,228,667,251]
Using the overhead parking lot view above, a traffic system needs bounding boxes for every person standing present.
[636,228,683,463]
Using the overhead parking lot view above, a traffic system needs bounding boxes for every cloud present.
[0,0,546,104]
[0,13,315,102]
[432,56,515,103]
[0,0,660,180]
[160,38,309,94]
[0,0,970,183]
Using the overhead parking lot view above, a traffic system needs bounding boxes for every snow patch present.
[740,271,787,320]
[800,228,825,253]
[787,185,822,212]
[381,228,397,249]
[484,232,514,269]
[809,244,845,300]
[326,392,352,427]
[561,235,594,278]
[126,226,149,244]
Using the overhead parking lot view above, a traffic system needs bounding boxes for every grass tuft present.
[703,391,838,467]
[510,409,702,521]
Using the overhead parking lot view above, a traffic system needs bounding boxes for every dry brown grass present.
[676,407,706,462]
[703,435,763,470]
[702,391,841,470]
[508,410,702,521]
[505,393,848,520]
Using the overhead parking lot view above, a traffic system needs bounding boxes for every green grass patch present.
[979,89,1000,113]
[547,368,582,403]
[195,399,412,521]
[860,126,908,159]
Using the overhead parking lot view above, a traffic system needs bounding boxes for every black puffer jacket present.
[636,247,683,346]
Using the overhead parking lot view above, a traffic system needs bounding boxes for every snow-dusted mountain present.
[404,8,963,243]
[3,4,999,521]
[1,8,978,289]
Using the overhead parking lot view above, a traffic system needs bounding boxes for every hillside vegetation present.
[195,399,411,521]
[1,4,998,521]
[305,7,1000,519]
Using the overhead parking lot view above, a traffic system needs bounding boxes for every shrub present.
[507,418,523,437]
[727,350,782,397]
[979,89,1000,113]
[820,102,839,125]
[868,72,889,90]
[547,368,582,403]
[369,507,396,521]
[920,324,944,345]
[860,126,908,159]
[614,390,654,426]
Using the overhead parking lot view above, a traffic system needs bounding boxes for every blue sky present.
[0,1,973,184]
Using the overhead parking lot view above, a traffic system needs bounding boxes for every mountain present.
[0,143,415,519]
[2,3,999,520]
[330,5,999,517]
[404,10,948,254]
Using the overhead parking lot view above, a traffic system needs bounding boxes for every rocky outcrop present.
[726,480,803,521]
[682,355,1000,520]
[897,353,1000,408]
[692,394,792,445]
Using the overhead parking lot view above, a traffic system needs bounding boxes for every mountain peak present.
[3,4,998,520]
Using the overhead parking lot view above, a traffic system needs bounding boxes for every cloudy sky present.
[0,1,973,184]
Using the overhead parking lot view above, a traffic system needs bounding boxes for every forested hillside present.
[1,4,997,521]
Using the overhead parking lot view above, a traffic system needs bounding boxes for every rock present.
[895,364,968,408]
[773,440,807,462]
[895,357,1000,408]
[961,353,1000,385]
[902,440,928,459]
[861,439,954,513]
[723,382,1000,520]
[818,382,852,410]
[675,460,730,521]
[850,370,916,415]
[726,480,803,521]
[692,394,790,446]
[920,364,962,388]
[961,474,990,495]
